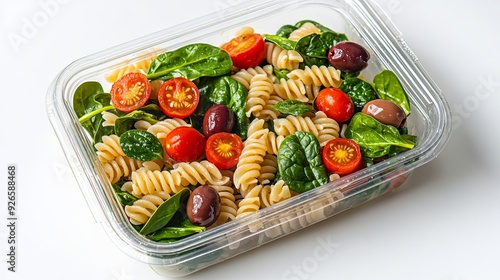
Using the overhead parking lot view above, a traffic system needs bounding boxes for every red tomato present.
[205,132,244,170]
[110,72,151,113]
[322,138,362,176]
[315,88,355,123]
[221,33,266,69]
[164,127,206,162]
[158,77,200,118]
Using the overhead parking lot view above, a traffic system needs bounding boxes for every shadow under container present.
[46,0,452,277]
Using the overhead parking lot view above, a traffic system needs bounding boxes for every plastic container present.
[46,0,452,277]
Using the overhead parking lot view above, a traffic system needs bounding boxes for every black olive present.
[186,185,221,227]
[202,104,235,138]
[328,41,370,73]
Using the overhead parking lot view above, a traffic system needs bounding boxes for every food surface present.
[73,20,416,242]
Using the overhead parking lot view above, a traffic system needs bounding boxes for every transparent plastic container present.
[46,0,452,277]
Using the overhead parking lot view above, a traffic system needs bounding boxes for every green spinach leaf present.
[263,34,297,50]
[295,20,348,41]
[119,129,163,161]
[277,131,328,193]
[272,100,314,116]
[140,188,190,235]
[73,81,115,144]
[344,113,415,158]
[275,24,298,38]
[372,70,411,116]
[195,76,248,139]
[148,219,205,242]
[295,32,341,67]
[146,43,232,81]
[339,77,377,111]
[112,185,137,206]
[114,104,163,136]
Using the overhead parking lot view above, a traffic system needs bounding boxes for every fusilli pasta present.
[124,191,172,225]
[230,65,275,89]
[95,134,124,164]
[288,22,321,41]
[246,74,274,118]
[287,65,341,88]
[260,180,292,208]
[265,42,303,71]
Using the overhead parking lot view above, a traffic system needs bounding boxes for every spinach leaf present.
[344,113,415,158]
[372,70,411,116]
[274,68,290,80]
[277,131,328,193]
[387,134,417,157]
[339,77,377,111]
[73,81,115,143]
[272,100,314,116]
[114,104,163,136]
[148,219,205,242]
[295,20,347,38]
[146,43,232,81]
[295,32,341,67]
[119,129,163,161]
[140,188,190,235]
[263,34,297,50]
[112,185,137,206]
[275,24,298,38]
[195,76,248,139]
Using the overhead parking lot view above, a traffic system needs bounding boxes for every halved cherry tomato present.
[164,127,206,162]
[221,33,266,69]
[205,132,244,170]
[158,77,200,118]
[315,88,354,123]
[110,72,151,113]
[322,138,362,176]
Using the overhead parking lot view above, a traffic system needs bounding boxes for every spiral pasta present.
[231,65,275,89]
[312,111,340,146]
[273,78,321,102]
[102,155,143,184]
[233,120,269,195]
[260,180,292,208]
[124,191,172,225]
[210,180,238,227]
[95,134,125,164]
[288,22,321,41]
[265,42,303,71]
[287,65,341,88]
[259,94,283,120]
[146,118,190,145]
[101,111,120,127]
[236,184,262,218]
[258,154,278,185]
[131,161,229,197]
[246,74,274,118]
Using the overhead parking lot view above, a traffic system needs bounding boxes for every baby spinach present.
[277,131,328,193]
[73,81,115,144]
[195,76,248,139]
[113,104,163,136]
[295,20,348,41]
[147,219,205,242]
[112,184,137,206]
[295,32,343,67]
[275,24,298,38]
[119,129,163,161]
[146,43,232,81]
[272,100,314,116]
[140,188,190,235]
[339,77,377,111]
[373,70,411,116]
[263,34,297,50]
[344,113,415,158]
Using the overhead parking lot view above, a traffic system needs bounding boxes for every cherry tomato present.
[315,88,355,123]
[205,132,244,170]
[110,72,151,113]
[322,138,362,176]
[221,33,266,69]
[164,127,206,162]
[158,77,200,118]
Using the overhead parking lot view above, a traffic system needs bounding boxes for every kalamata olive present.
[362,99,407,128]
[187,185,221,227]
[203,104,235,138]
[328,41,370,73]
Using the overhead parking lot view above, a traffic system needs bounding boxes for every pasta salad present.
[73,20,416,242]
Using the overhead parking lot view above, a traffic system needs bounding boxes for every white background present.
[1,0,500,279]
